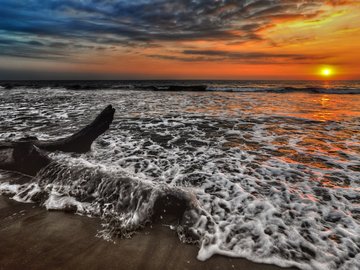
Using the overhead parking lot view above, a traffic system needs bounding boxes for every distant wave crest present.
[1,81,360,94]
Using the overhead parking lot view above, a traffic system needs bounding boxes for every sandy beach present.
[0,196,298,270]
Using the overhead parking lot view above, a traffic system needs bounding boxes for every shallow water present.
[0,83,359,270]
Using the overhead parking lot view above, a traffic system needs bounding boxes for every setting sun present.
[320,67,334,77]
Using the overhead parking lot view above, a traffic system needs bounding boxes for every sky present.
[0,0,359,80]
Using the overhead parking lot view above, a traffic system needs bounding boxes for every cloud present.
[148,49,331,64]
[0,0,354,60]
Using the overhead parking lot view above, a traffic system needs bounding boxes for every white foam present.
[44,192,89,212]
[13,183,42,203]
[0,182,21,195]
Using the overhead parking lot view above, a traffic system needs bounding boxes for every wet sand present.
[0,196,298,270]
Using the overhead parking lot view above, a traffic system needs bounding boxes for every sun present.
[320,67,334,77]
[322,68,332,76]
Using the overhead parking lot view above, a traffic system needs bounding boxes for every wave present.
[1,81,360,94]
[206,86,360,94]
[0,162,199,240]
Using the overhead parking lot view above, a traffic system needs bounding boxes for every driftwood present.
[34,105,115,153]
[0,104,196,227]
[0,142,51,176]
[0,105,115,176]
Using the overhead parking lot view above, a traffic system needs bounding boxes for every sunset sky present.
[0,0,359,80]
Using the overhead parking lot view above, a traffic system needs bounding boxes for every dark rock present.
[166,85,207,91]
[137,85,159,91]
[152,191,193,224]
[138,85,207,92]
[65,84,99,91]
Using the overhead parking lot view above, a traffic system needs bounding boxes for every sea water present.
[0,81,359,270]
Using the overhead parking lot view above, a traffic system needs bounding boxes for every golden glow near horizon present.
[321,67,333,77]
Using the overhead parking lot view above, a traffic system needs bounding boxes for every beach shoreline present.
[0,196,298,270]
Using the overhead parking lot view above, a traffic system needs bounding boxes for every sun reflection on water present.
[185,91,359,186]
[186,91,359,122]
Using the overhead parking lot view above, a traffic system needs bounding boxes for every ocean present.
[0,80,359,270]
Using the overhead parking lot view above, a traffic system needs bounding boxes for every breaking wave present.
[1,80,360,94]
[0,161,198,240]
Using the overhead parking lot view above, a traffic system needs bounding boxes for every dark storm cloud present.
[0,0,349,60]
[182,50,326,60]
[149,49,330,64]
